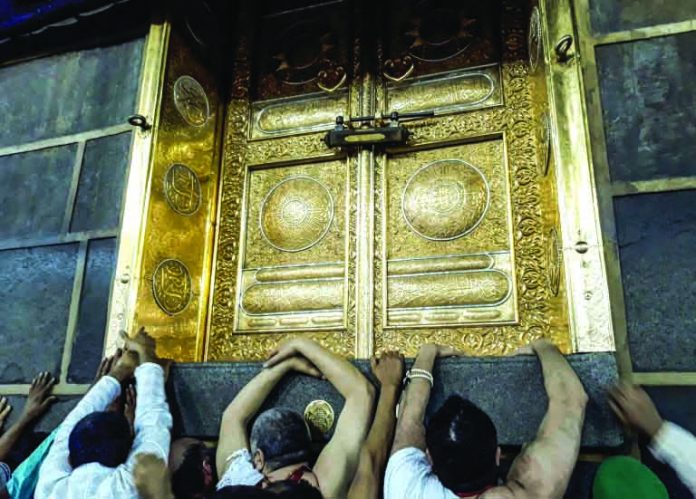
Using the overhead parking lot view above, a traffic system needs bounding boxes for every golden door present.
[108,0,616,362]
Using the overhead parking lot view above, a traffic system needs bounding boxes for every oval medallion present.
[546,228,562,296]
[260,176,334,252]
[304,400,335,434]
[152,259,192,315]
[528,7,542,73]
[173,75,210,127]
[402,159,490,241]
[164,164,202,216]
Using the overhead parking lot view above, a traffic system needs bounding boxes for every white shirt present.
[35,363,172,499]
[649,421,696,496]
[217,448,264,489]
[384,447,457,499]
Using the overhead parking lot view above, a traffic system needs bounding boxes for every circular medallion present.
[260,176,334,252]
[528,7,542,72]
[402,159,490,241]
[152,259,192,315]
[173,75,210,127]
[164,164,202,216]
[304,400,335,434]
[546,228,562,296]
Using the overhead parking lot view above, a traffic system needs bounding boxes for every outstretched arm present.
[266,339,375,498]
[216,356,321,478]
[609,384,696,495]
[348,352,404,499]
[503,340,587,498]
[390,344,461,455]
[0,373,56,462]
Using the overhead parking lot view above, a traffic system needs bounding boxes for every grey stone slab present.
[168,353,623,448]
[70,133,131,233]
[1,395,80,434]
[67,238,117,383]
[614,190,696,372]
[0,38,144,147]
[596,32,696,182]
[589,0,696,34]
[0,145,77,240]
[0,243,78,383]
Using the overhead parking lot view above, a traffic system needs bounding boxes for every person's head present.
[425,395,499,493]
[68,411,133,468]
[169,437,218,498]
[212,482,322,499]
[593,456,668,499]
[249,408,312,474]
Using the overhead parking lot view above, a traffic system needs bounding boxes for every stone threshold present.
[4,353,623,449]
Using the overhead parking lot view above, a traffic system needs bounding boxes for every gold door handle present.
[555,35,574,63]
[383,56,415,83]
[317,68,347,93]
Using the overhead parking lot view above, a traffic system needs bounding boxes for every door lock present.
[324,111,434,149]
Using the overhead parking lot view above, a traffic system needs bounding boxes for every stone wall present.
[0,38,144,389]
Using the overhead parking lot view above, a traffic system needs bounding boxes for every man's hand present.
[120,328,172,378]
[419,343,465,358]
[608,384,664,438]
[0,397,11,430]
[134,453,174,499]
[264,338,304,368]
[280,356,323,378]
[95,350,122,383]
[19,372,57,423]
[371,351,404,388]
[109,348,140,383]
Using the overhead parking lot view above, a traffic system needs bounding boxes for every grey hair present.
[250,408,312,471]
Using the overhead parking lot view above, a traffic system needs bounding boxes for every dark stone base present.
[168,353,623,448]
[4,353,622,451]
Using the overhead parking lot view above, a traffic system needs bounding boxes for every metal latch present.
[324,111,434,149]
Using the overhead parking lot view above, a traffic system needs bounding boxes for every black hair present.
[425,395,498,493]
[68,411,133,468]
[212,482,322,499]
[171,442,218,498]
[250,408,312,471]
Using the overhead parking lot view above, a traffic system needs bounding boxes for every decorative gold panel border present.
[106,25,222,362]
[375,0,572,357]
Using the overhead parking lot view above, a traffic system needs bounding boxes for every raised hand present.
[124,384,137,436]
[95,350,122,383]
[371,351,404,388]
[283,356,323,378]
[120,327,172,378]
[419,343,466,358]
[20,372,57,423]
[264,338,303,368]
[608,384,664,438]
[0,397,11,430]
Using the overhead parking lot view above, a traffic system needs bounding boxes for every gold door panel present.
[236,159,349,332]
[383,141,516,329]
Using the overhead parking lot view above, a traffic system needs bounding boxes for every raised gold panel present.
[251,91,348,139]
[235,159,349,333]
[386,64,502,116]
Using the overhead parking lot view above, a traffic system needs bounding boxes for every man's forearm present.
[363,385,400,465]
[392,346,437,453]
[294,340,369,399]
[222,364,288,423]
[0,419,29,461]
[534,341,587,406]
